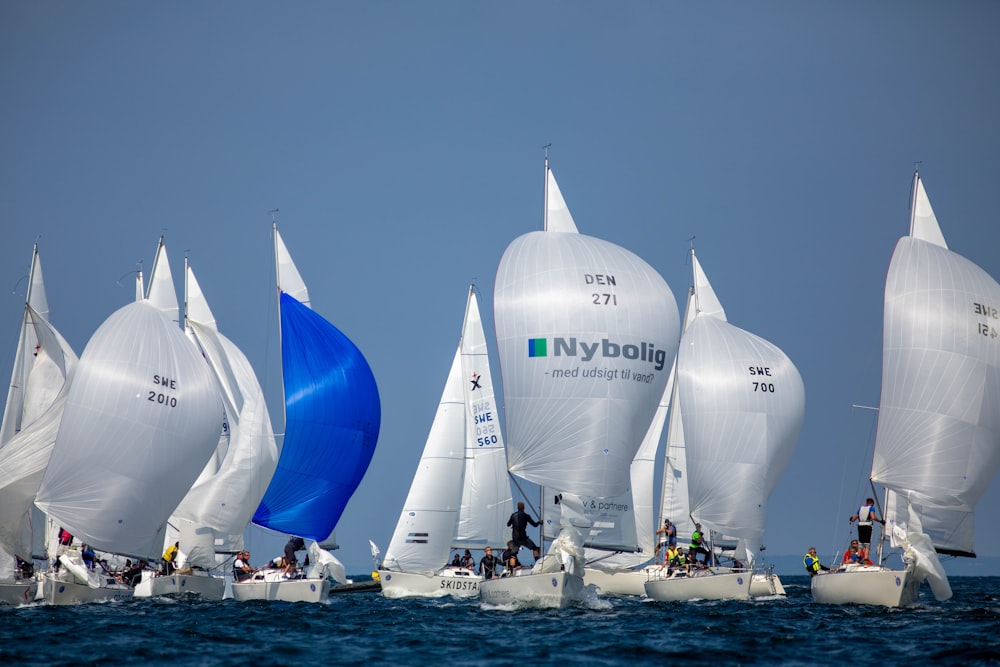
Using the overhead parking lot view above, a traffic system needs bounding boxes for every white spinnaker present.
[872,189,1000,556]
[679,253,804,553]
[169,265,279,562]
[494,229,679,498]
[35,301,222,558]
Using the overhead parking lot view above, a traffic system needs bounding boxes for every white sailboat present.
[481,159,680,608]
[812,172,1000,607]
[574,376,668,596]
[136,248,279,599]
[380,286,513,598]
[645,249,804,602]
[0,245,77,605]
[232,223,379,603]
[33,244,224,605]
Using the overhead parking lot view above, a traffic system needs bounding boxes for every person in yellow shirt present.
[162,541,179,575]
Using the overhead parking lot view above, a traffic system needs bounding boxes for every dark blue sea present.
[2,576,998,666]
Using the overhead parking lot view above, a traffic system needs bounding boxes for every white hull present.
[644,569,752,601]
[41,572,133,605]
[231,570,331,603]
[583,566,657,597]
[810,564,919,607]
[133,571,225,599]
[480,570,584,609]
[0,580,37,605]
[750,571,785,596]
[380,568,481,599]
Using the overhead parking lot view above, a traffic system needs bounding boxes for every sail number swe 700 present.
[749,366,776,392]
[148,374,179,408]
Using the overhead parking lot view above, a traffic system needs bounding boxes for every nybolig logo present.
[527,337,666,371]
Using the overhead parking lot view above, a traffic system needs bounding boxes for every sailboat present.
[33,243,224,605]
[570,375,668,596]
[644,249,804,602]
[481,160,679,608]
[232,223,380,603]
[380,286,513,598]
[135,249,279,599]
[0,245,77,605]
[811,172,1000,607]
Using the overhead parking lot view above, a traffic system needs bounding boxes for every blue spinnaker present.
[252,292,380,540]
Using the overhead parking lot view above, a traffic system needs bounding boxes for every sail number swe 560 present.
[148,374,179,408]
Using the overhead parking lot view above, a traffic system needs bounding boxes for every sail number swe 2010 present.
[147,374,179,408]
[749,366,776,393]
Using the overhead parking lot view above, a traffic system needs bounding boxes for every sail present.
[35,300,223,558]
[146,237,180,327]
[0,305,77,558]
[871,173,1000,557]
[680,252,805,551]
[252,227,380,541]
[384,288,512,573]
[2,244,52,447]
[544,168,579,233]
[452,289,513,548]
[565,368,668,567]
[169,264,279,560]
[494,166,679,498]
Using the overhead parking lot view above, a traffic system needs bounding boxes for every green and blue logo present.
[528,338,547,358]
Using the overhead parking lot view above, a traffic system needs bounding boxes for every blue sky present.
[3,2,998,575]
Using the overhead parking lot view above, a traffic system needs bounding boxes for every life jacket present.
[58,529,72,546]
[803,552,820,573]
[857,505,873,527]
[690,531,704,550]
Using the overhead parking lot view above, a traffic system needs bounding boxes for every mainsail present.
[383,287,512,573]
[871,172,1000,557]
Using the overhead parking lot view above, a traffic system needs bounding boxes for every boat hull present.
[810,565,918,607]
[644,569,752,601]
[583,566,656,597]
[480,570,584,609]
[750,571,786,596]
[133,571,225,599]
[231,571,331,603]
[41,572,133,605]
[380,568,481,599]
[0,580,37,605]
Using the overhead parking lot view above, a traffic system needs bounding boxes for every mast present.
[271,211,287,430]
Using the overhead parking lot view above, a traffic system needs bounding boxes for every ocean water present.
[2,576,998,666]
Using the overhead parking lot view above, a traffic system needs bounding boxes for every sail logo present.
[527,337,666,371]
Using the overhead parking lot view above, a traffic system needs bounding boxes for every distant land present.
[768,554,1000,577]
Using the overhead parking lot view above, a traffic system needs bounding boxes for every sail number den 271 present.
[147,374,179,408]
